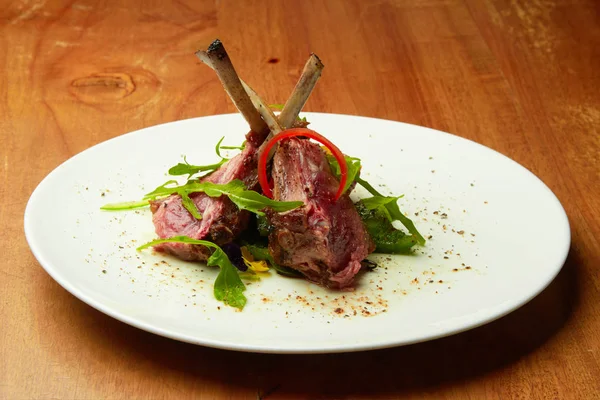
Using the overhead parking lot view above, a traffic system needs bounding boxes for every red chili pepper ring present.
[258,128,348,201]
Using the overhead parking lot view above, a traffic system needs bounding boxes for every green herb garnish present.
[137,236,247,309]
[214,136,226,159]
[360,194,402,210]
[103,179,303,219]
[356,177,425,246]
[326,154,362,194]
[100,200,150,211]
[168,156,227,179]
[219,140,246,151]
[325,154,425,246]
[355,201,418,254]
[168,137,230,179]
[143,179,303,219]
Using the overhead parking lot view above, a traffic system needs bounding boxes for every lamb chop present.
[265,137,375,289]
[150,40,323,260]
[149,130,263,260]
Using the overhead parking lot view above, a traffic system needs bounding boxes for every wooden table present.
[2,0,599,398]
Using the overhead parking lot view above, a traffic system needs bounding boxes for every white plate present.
[24,113,570,354]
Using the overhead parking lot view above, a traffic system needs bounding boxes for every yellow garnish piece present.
[320,145,333,156]
[241,247,270,272]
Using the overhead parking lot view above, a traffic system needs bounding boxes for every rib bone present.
[241,81,284,134]
[278,54,324,129]
[196,40,324,140]
[197,40,325,163]
[240,54,323,136]
[195,40,269,135]
[255,55,324,161]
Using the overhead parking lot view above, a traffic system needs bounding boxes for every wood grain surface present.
[2,0,599,398]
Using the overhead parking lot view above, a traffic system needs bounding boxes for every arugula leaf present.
[101,180,178,212]
[169,136,245,179]
[325,151,425,245]
[220,140,246,151]
[245,244,303,278]
[326,154,362,194]
[355,177,425,245]
[355,202,418,254]
[168,157,227,178]
[359,195,403,211]
[180,193,202,219]
[169,137,229,178]
[100,200,149,211]
[212,250,247,309]
[137,236,247,309]
[214,136,226,159]
[199,181,304,215]
[354,176,378,196]
[143,179,303,218]
[141,179,203,218]
[143,180,179,199]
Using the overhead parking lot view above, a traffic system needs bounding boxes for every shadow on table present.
[38,248,580,398]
